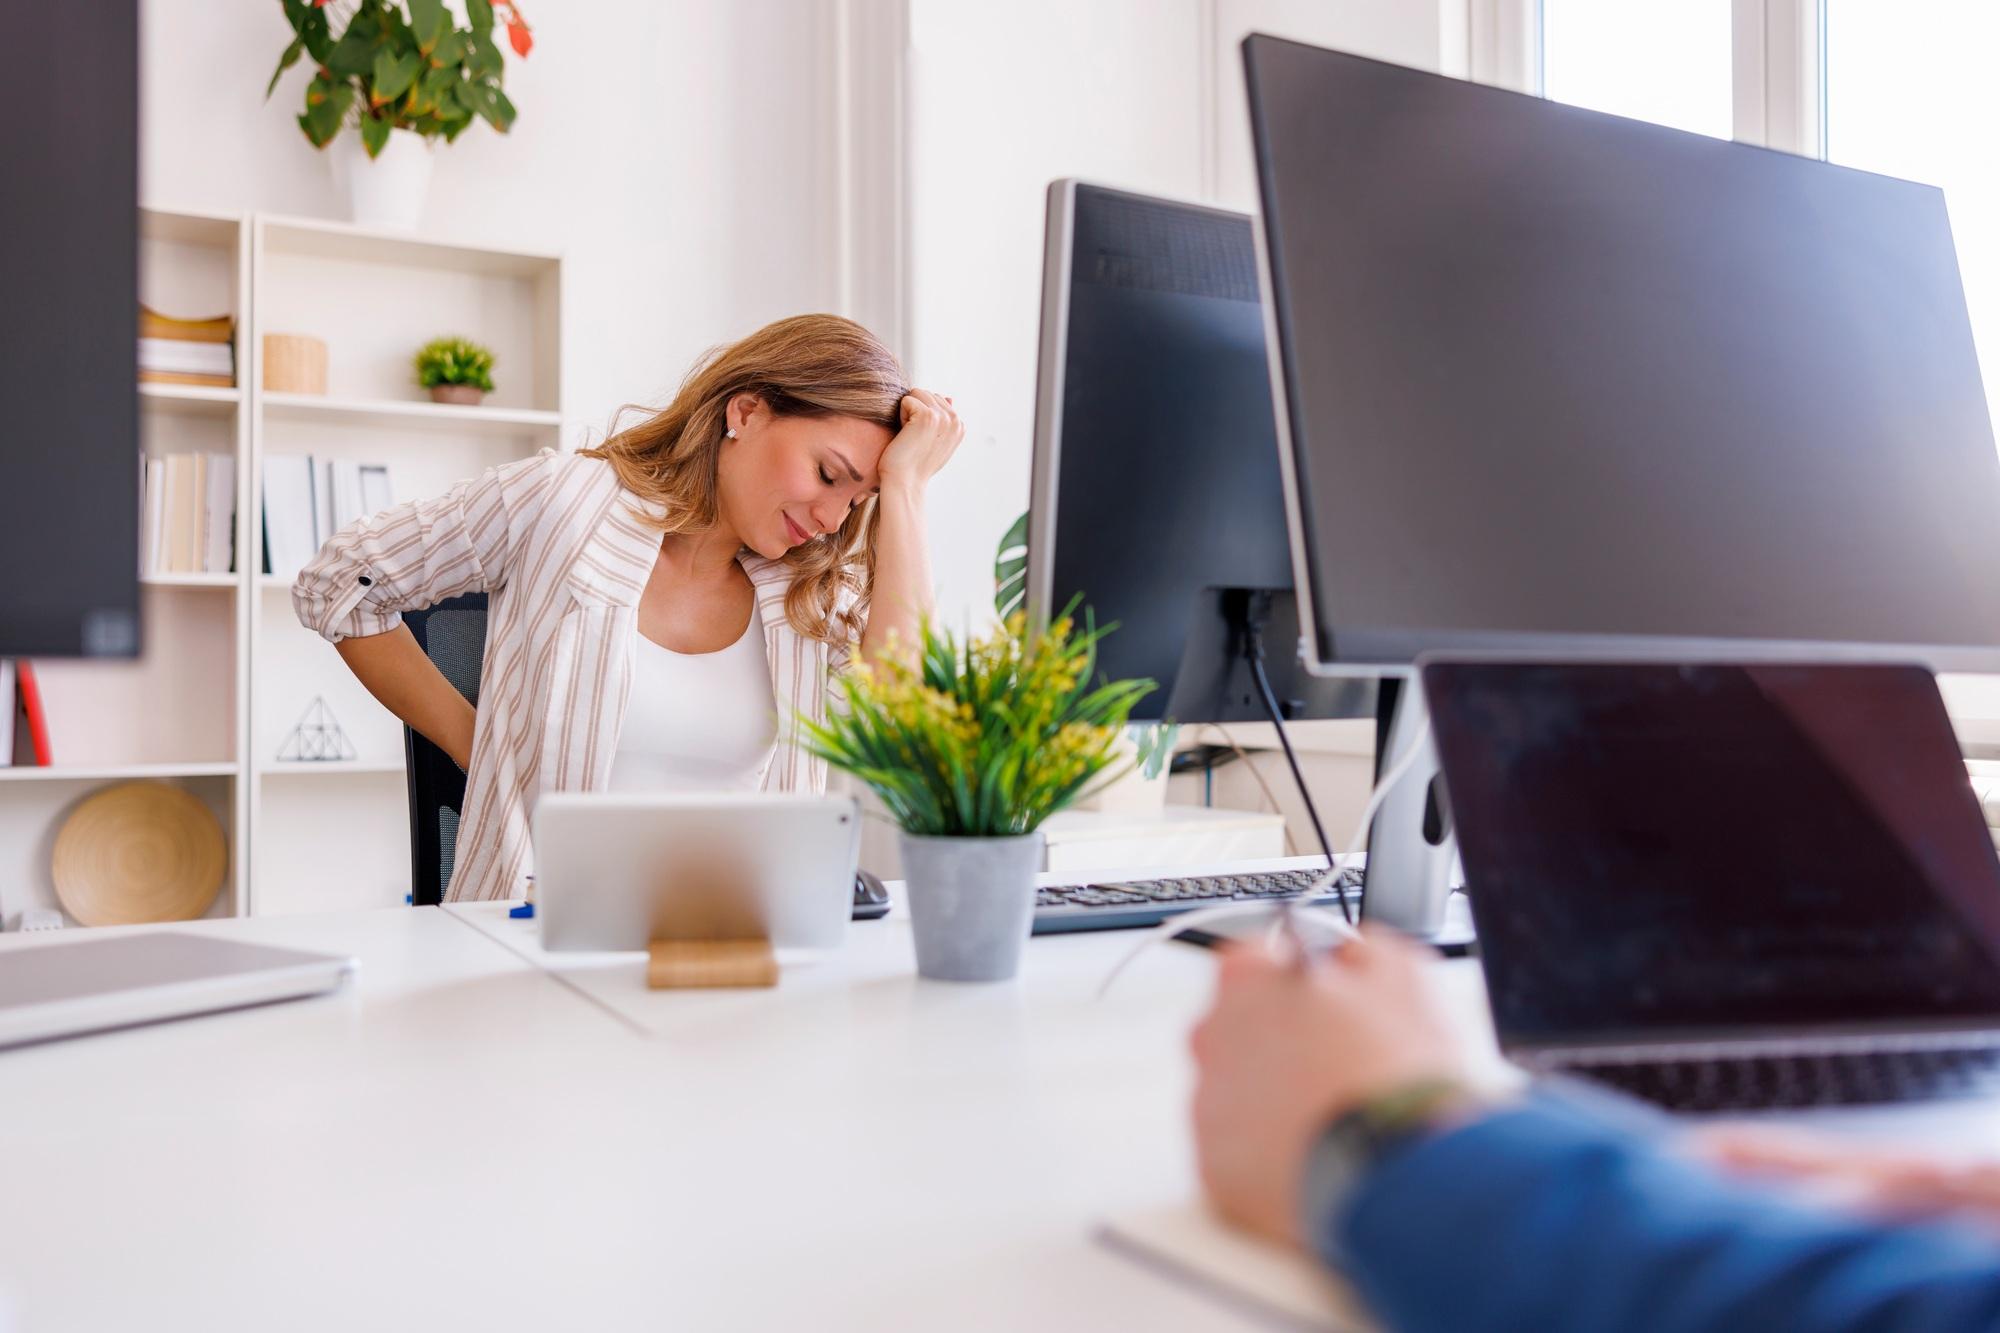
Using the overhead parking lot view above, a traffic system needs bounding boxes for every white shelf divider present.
[262,391,562,435]
[258,760,407,777]
[141,572,238,589]
[0,762,240,785]
[139,382,242,417]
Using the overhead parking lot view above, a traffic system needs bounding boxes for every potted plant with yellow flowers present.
[797,603,1154,982]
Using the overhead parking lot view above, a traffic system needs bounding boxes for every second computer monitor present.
[1026,179,1372,725]
[1244,36,2000,673]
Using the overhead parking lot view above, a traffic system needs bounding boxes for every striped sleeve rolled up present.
[293,451,555,643]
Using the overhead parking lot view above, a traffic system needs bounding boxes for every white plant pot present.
[333,130,434,231]
[898,832,1044,983]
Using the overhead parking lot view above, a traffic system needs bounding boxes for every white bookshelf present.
[0,207,252,931]
[247,211,563,916]
[0,206,564,930]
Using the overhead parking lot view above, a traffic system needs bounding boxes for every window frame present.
[1469,0,1825,157]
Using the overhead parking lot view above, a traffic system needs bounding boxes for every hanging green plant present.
[269,0,533,158]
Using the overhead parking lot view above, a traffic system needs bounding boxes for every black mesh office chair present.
[402,593,487,905]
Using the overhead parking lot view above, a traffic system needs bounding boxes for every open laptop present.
[1420,661,2000,1113]
[0,931,355,1050]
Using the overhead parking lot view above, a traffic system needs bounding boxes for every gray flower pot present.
[898,831,1044,982]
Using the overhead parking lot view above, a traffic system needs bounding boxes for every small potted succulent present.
[414,336,496,405]
[797,603,1154,982]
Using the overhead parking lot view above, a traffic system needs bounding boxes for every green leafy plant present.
[1132,721,1181,780]
[269,0,533,158]
[796,604,1156,838]
[994,511,1029,621]
[413,336,496,391]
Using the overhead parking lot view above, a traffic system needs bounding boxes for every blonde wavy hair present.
[579,314,906,647]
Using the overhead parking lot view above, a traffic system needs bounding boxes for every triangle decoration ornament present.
[276,696,359,763]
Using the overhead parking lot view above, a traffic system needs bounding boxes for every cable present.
[1244,633,1347,922]
[1201,723,1300,857]
[1094,712,1433,1000]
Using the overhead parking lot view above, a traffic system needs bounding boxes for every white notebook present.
[1098,1201,1375,1332]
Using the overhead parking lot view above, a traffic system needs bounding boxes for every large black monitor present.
[1243,36,2000,674]
[1,2,141,657]
[1026,180,1373,725]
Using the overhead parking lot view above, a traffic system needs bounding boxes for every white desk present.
[0,860,1407,1333]
[5,861,1996,1332]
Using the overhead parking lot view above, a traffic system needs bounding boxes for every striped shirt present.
[293,448,854,902]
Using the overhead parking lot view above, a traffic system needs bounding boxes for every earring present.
[724,428,738,440]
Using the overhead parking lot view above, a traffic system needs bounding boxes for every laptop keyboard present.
[1564,1046,2000,1112]
[1030,867,1361,934]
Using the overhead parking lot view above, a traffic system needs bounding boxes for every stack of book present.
[138,305,236,388]
[140,453,236,575]
[263,456,393,581]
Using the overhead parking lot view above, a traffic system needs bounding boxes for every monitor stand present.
[1360,678,1468,946]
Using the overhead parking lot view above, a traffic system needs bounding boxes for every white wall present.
[140,0,844,442]
[900,0,1456,632]
[901,0,1209,631]
[139,0,1459,629]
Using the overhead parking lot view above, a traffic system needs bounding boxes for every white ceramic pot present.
[898,831,1044,983]
[333,129,434,231]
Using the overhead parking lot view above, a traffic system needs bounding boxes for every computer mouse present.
[852,869,891,921]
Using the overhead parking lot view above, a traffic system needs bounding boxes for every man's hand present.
[1695,1127,2000,1233]
[878,389,963,495]
[1189,926,1475,1246]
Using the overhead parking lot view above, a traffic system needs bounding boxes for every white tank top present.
[607,616,778,793]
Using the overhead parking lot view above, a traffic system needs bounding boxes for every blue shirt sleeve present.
[1320,1094,2000,1333]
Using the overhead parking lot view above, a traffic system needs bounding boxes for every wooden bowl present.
[51,782,228,925]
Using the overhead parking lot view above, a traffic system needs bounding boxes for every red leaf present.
[507,18,533,58]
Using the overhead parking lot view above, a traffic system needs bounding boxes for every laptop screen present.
[1422,663,2000,1046]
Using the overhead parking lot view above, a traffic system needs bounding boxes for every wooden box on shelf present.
[262,333,328,394]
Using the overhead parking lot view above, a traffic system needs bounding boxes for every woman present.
[294,314,962,901]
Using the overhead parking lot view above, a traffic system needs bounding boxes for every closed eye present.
[818,467,836,485]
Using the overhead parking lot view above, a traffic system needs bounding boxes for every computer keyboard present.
[1030,866,1362,934]
[1564,1046,2000,1112]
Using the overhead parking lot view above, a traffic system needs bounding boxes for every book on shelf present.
[141,453,236,575]
[0,660,13,768]
[262,456,393,581]
[202,453,236,574]
[263,456,398,581]
[322,459,395,537]
[141,456,167,575]
[138,304,236,388]
[12,661,52,767]
[262,454,318,582]
[164,454,197,572]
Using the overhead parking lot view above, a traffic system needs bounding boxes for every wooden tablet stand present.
[646,937,778,989]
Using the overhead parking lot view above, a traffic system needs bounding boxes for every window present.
[1825,1,2000,420]
[1539,0,1733,138]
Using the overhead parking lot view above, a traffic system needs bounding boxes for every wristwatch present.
[1299,1078,1481,1244]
